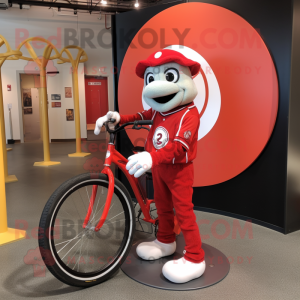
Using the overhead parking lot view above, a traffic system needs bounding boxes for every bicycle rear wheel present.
[39,172,135,287]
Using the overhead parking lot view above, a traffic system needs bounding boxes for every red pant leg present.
[152,165,176,243]
[165,163,205,263]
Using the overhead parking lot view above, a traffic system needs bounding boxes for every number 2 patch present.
[153,126,169,149]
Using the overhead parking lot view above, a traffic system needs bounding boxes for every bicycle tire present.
[38,172,135,287]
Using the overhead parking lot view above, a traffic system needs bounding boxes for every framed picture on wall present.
[52,102,61,108]
[65,87,72,98]
[66,109,74,121]
[51,94,61,100]
[24,108,33,114]
[23,89,32,107]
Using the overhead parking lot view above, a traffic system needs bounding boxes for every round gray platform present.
[121,234,230,291]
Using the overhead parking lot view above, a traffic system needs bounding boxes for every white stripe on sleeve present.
[137,112,144,120]
[174,138,189,150]
[176,110,190,136]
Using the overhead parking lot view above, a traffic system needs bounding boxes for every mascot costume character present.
[95,49,205,283]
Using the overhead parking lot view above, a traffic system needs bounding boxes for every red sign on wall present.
[7,85,11,91]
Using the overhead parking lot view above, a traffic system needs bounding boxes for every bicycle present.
[38,118,181,287]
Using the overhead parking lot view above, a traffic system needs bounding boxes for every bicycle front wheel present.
[38,172,135,287]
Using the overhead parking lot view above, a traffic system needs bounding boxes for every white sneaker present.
[162,258,206,283]
[136,239,176,260]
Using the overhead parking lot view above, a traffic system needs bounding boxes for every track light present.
[74,9,77,15]
[134,0,139,7]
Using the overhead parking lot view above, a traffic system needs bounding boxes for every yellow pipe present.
[72,69,82,154]
[40,82,51,162]
[7,37,60,166]
[58,47,90,158]
[0,97,26,245]
[0,35,25,244]
[0,69,18,183]
[15,40,61,167]
[38,88,43,141]
[0,112,8,234]
[0,70,7,176]
[0,36,20,183]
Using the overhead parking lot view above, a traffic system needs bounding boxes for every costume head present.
[136,49,200,113]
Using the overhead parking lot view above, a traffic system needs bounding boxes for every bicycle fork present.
[82,144,115,231]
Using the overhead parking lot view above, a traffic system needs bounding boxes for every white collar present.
[159,104,195,116]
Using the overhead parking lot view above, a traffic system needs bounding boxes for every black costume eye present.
[145,73,155,85]
[165,68,179,83]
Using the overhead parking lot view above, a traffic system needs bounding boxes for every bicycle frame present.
[83,137,156,232]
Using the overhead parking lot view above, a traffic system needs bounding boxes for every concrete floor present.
[1,142,300,300]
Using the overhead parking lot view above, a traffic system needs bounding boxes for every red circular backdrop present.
[118,3,278,187]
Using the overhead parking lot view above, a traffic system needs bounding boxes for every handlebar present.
[134,120,153,126]
[104,119,153,134]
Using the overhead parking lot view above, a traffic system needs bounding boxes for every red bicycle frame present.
[83,143,156,232]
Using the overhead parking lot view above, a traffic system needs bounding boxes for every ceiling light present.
[101,0,107,4]
[134,0,139,8]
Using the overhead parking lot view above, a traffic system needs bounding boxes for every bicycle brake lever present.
[132,124,150,131]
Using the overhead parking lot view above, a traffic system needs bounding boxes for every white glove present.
[126,152,152,178]
[94,111,120,135]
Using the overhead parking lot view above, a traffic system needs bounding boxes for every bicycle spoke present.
[61,235,85,261]
[84,186,92,219]
[57,230,84,254]
[91,195,101,223]
[102,219,126,225]
[86,186,90,203]
[72,235,87,270]
[108,211,124,222]
[85,237,91,273]
[78,188,88,214]
[73,238,86,269]
[55,237,82,246]
[57,207,74,219]
[77,189,88,216]
[89,201,106,224]
[91,202,115,226]
[73,193,83,220]
[54,224,83,227]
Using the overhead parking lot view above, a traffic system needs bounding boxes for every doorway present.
[20,74,42,143]
[84,76,108,125]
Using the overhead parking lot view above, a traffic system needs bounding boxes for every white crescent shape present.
[142,45,221,140]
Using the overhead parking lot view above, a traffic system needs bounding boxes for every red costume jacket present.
[120,102,200,167]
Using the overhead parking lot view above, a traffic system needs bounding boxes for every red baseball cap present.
[136,49,201,78]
